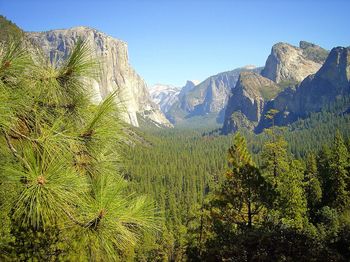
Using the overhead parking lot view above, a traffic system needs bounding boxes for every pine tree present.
[304,153,322,217]
[317,145,333,206]
[0,39,155,260]
[261,133,308,229]
[211,133,271,229]
[328,131,350,210]
[261,132,289,190]
[277,160,308,229]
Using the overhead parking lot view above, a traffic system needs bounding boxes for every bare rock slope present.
[261,41,327,84]
[27,26,171,127]
[222,72,281,133]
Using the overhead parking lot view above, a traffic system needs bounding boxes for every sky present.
[1,0,349,87]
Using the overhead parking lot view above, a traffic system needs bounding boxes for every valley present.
[0,10,350,261]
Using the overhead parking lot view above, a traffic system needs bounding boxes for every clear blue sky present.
[1,0,349,87]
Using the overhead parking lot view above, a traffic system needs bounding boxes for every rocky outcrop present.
[149,84,180,114]
[256,46,350,132]
[222,72,281,133]
[27,26,171,127]
[293,46,350,114]
[178,80,199,100]
[299,41,329,64]
[261,42,327,84]
[167,66,262,125]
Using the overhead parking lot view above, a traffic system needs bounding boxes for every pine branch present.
[2,128,31,171]
[62,209,85,227]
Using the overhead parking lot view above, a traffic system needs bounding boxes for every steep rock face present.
[294,46,350,114]
[178,80,199,100]
[256,46,350,132]
[222,72,281,133]
[149,84,180,114]
[167,66,261,125]
[27,27,171,127]
[181,67,260,114]
[261,42,327,84]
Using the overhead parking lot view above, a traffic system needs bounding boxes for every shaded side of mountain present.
[167,67,262,125]
[222,72,281,134]
[256,46,350,132]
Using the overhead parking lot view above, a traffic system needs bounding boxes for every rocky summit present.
[261,41,328,84]
[27,27,171,128]
[256,46,350,132]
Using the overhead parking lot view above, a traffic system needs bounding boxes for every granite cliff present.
[256,46,350,132]
[222,72,281,133]
[27,27,171,127]
[165,66,261,125]
[261,41,328,84]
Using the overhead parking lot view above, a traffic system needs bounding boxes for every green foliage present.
[259,84,282,101]
[0,15,24,43]
[216,133,272,228]
[124,128,231,260]
[0,38,155,260]
[304,153,322,217]
[328,131,350,210]
[124,112,350,260]
[187,131,350,261]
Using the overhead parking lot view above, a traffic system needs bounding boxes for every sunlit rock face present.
[27,26,171,127]
[256,46,350,132]
[261,41,327,84]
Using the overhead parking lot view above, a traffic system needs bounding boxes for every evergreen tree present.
[261,133,308,229]
[0,39,155,260]
[261,131,290,189]
[205,133,271,243]
[328,131,350,210]
[304,153,322,218]
[277,160,308,229]
[317,145,333,206]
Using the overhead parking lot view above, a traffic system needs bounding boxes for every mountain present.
[149,84,180,113]
[167,66,262,126]
[261,41,328,85]
[222,72,281,133]
[256,46,350,132]
[27,26,171,128]
[222,41,350,135]
[178,80,200,99]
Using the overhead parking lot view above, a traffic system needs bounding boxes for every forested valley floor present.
[124,107,350,261]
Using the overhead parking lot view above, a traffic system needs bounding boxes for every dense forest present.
[1,17,350,262]
[124,112,350,261]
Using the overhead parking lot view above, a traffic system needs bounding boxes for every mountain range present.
[156,66,262,126]
[1,16,349,133]
[151,40,349,134]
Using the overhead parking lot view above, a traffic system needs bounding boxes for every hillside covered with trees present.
[0,14,350,262]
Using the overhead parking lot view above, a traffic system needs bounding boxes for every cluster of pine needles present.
[0,38,157,260]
